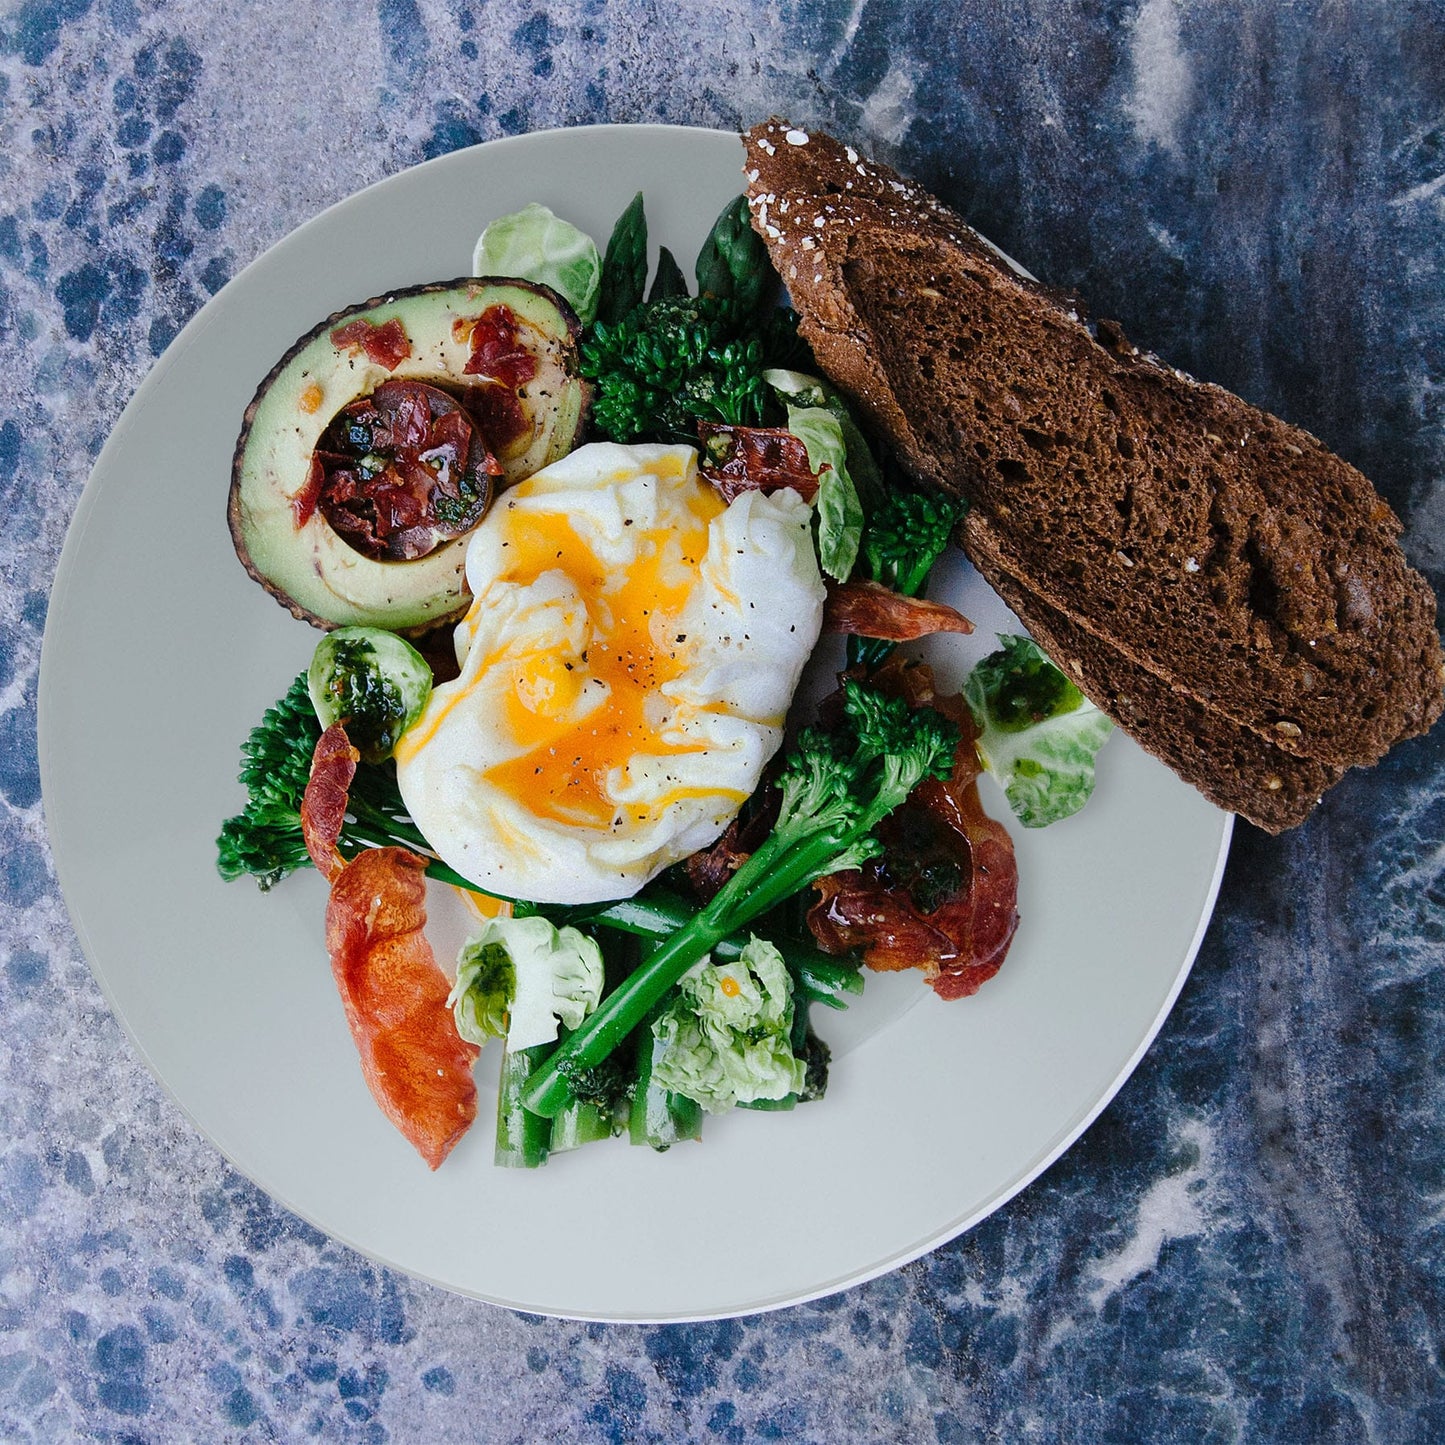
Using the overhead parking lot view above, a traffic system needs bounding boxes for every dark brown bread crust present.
[743,118,1445,830]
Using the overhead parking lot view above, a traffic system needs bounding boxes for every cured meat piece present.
[325,847,479,1168]
[301,724,478,1167]
[460,303,539,450]
[301,724,357,882]
[807,661,1020,999]
[823,578,973,642]
[314,380,497,562]
[330,316,412,370]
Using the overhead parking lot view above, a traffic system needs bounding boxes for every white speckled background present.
[3,1,1443,1439]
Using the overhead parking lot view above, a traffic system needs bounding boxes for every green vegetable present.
[495,1043,552,1169]
[548,1036,630,1153]
[695,195,773,317]
[520,677,958,1118]
[449,915,604,1052]
[549,1097,620,1154]
[648,245,689,302]
[307,627,432,764]
[216,672,435,890]
[596,191,648,326]
[861,486,965,598]
[581,294,774,445]
[472,201,603,326]
[629,995,704,1150]
[569,887,863,1010]
[851,484,967,671]
[785,403,863,582]
[764,368,883,508]
[650,938,805,1113]
[963,634,1115,827]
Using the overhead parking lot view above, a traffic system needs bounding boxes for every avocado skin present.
[229,277,590,635]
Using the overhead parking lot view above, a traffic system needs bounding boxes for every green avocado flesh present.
[229,278,587,634]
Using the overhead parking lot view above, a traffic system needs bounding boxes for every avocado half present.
[228,277,589,634]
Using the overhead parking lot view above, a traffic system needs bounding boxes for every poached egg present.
[395,441,825,904]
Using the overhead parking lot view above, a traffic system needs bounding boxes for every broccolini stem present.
[629,996,704,1150]
[569,887,862,1006]
[519,820,857,1119]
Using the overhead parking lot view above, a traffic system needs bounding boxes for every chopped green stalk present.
[629,998,704,1150]
[785,954,864,1010]
[548,1098,618,1154]
[596,191,648,325]
[648,245,689,301]
[694,195,773,316]
[736,1093,796,1112]
[521,680,957,1118]
[495,1044,552,1169]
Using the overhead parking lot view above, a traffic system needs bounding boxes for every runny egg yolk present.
[478,473,727,828]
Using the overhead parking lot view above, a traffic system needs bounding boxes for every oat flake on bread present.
[742,117,1445,832]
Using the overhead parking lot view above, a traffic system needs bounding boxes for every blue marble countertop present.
[4,1,1444,1439]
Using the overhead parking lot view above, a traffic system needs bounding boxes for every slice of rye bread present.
[743,120,1444,823]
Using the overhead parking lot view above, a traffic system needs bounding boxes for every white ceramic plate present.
[38,125,1231,1322]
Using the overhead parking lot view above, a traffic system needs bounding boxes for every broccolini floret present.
[581,295,802,445]
[215,671,444,890]
[520,678,959,1119]
[215,674,320,889]
[850,485,967,670]
[862,487,966,597]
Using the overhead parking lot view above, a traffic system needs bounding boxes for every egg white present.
[395,441,826,904]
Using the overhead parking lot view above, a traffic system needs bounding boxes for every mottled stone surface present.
[3,1,1443,1439]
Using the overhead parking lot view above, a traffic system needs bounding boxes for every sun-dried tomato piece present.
[696,423,822,502]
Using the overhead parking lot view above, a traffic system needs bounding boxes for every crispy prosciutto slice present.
[824,577,974,644]
[301,724,478,1168]
[458,303,540,452]
[330,316,413,370]
[301,724,357,883]
[807,663,1020,999]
